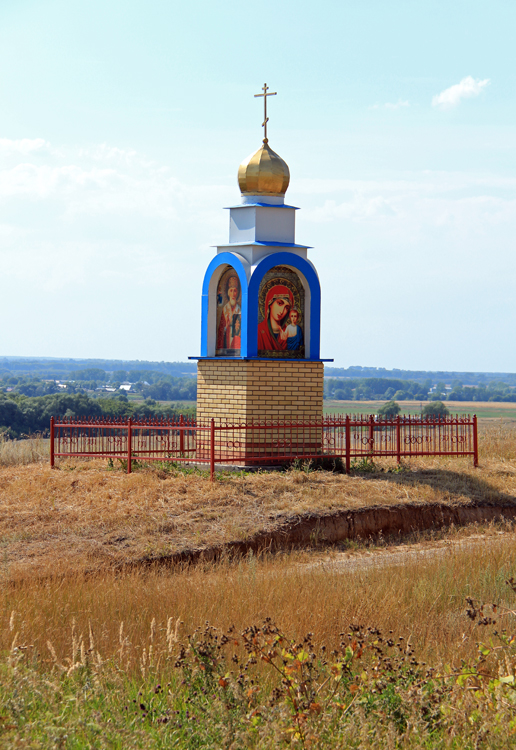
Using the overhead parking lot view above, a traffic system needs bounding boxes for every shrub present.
[422,401,450,417]
[333,388,352,400]
[377,400,401,417]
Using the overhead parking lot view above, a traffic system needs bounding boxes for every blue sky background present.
[1,0,515,371]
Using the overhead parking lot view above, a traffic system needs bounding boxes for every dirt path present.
[303,530,515,574]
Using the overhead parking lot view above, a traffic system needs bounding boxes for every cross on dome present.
[238,83,289,197]
[254,83,277,143]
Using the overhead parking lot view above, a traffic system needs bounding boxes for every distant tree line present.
[325,378,431,401]
[0,357,197,379]
[0,372,197,401]
[0,393,196,439]
[2,358,515,388]
[325,366,516,387]
[325,377,516,402]
[67,368,196,390]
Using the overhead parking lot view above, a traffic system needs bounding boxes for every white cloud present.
[78,143,141,165]
[370,100,410,110]
[385,100,409,110]
[432,76,490,110]
[305,194,397,222]
[0,143,231,227]
[0,137,51,155]
[298,172,516,371]
[0,134,515,370]
[0,137,233,292]
[300,172,516,235]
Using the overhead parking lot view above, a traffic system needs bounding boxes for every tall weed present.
[0,434,49,467]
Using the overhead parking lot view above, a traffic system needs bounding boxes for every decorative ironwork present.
[49,413,479,482]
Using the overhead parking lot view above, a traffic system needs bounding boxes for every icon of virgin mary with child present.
[257,284,304,352]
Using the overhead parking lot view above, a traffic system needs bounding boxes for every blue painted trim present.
[212,241,312,249]
[200,253,249,357]
[189,357,333,362]
[247,252,321,360]
[224,203,300,210]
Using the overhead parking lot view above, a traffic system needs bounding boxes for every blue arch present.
[201,253,249,357]
[247,252,321,359]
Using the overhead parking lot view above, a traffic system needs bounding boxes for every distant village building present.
[428,385,453,395]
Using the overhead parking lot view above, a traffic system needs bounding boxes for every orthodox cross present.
[254,83,277,143]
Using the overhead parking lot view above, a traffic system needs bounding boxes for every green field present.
[125,395,196,407]
[324,399,516,421]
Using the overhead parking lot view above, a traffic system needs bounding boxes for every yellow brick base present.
[197,359,323,422]
[197,360,324,464]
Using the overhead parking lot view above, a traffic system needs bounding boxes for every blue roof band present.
[224,203,300,210]
[212,241,311,249]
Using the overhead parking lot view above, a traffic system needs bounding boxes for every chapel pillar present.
[193,86,326,464]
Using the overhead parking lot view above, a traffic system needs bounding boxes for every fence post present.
[50,417,55,468]
[345,415,351,474]
[127,417,132,474]
[179,413,184,455]
[369,414,374,456]
[473,414,478,468]
[396,416,401,464]
[210,418,215,482]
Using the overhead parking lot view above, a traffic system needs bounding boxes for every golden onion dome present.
[238,139,290,197]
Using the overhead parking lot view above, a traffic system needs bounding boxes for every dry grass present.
[1,424,516,746]
[0,423,514,582]
[0,434,49,467]
[3,526,516,671]
[4,534,516,747]
[478,419,516,460]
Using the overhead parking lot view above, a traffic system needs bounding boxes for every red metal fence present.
[50,414,478,480]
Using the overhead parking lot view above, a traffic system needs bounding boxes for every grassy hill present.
[1,422,516,747]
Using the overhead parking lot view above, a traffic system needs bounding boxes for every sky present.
[0,0,515,372]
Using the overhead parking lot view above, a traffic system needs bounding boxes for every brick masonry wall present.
[197,360,324,423]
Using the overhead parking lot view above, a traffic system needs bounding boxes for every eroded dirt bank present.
[2,453,516,580]
[140,499,516,568]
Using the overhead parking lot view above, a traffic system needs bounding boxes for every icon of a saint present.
[216,274,241,351]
